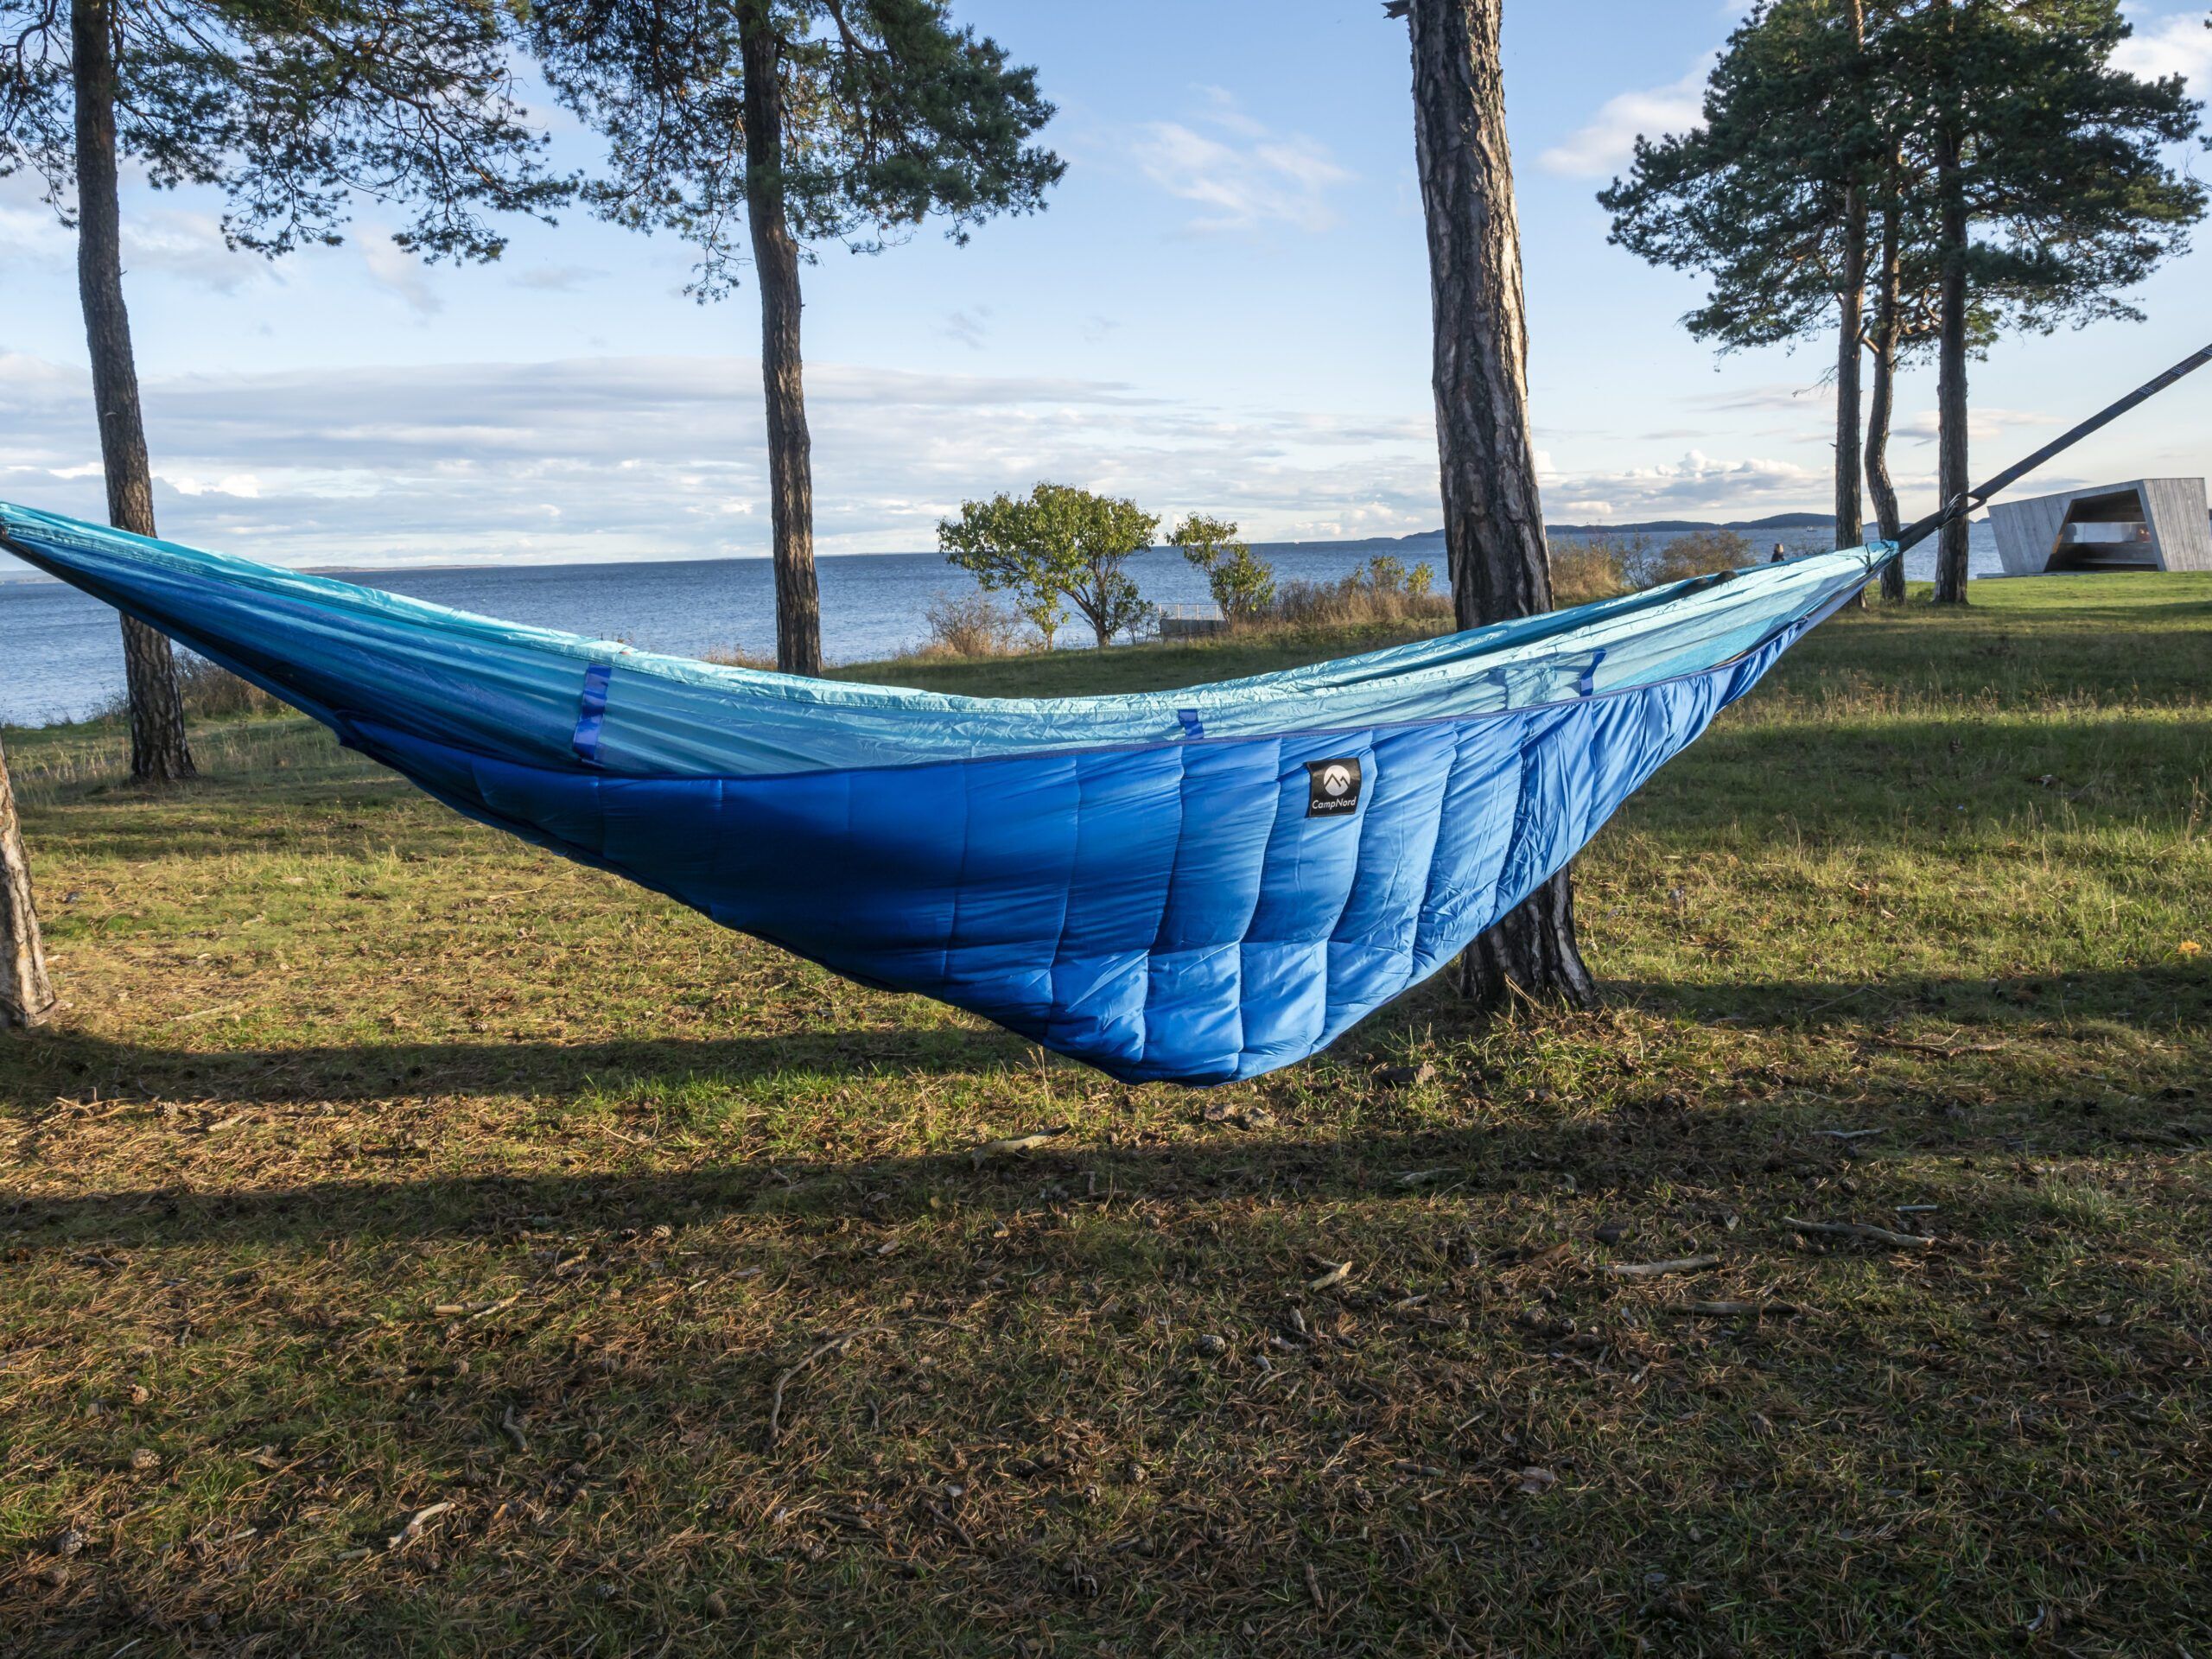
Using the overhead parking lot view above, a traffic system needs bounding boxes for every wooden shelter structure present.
[1987,478,2211,575]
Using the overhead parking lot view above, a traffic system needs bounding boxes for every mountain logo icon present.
[1305,757,1363,818]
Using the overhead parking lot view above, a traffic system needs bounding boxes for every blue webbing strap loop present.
[572,661,613,762]
[1577,648,1608,698]
[1176,708,1205,740]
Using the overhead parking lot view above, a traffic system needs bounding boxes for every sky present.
[3,0,2209,569]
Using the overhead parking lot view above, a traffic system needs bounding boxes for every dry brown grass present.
[1268,556,1452,630]
[912,591,1037,660]
[3,575,2209,1655]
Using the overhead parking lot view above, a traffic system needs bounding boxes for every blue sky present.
[3,0,2209,567]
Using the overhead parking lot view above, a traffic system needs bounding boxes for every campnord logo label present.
[1305,757,1363,818]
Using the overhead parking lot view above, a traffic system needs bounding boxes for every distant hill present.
[1551,511,1834,534]
[1243,512,1830,559]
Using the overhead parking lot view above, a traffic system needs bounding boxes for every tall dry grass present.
[88,653,282,724]
[1269,555,1452,629]
[912,592,1037,660]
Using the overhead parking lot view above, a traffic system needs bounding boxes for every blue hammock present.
[0,502,1886,1084]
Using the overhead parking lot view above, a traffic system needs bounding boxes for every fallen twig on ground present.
[1862,1035,2006,1057]
[1784,1216,1935,1249]
[971,1126,1067,1165]
[387,1501,454,1552]
[766,1327,890,1452]
[1605,1255,1721,1279]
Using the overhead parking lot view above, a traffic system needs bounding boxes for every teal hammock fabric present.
[0,502,1889,1084]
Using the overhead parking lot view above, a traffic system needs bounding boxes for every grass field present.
[3,575,2209,1656]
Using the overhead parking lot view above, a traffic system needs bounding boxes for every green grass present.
[3,575,2209,1656]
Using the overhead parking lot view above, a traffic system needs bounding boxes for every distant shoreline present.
[0,512,1845,583]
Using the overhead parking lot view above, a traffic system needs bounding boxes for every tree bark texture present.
[1403,0,1597,1013]
[741,7,823,677]
[1932,29,1972,606]
[71,0,194,781]
[1834,0,1866,605]
[1866,201,1907,601]
[0,736,57,1030]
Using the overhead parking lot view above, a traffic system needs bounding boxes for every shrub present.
[175,653,279,717]
[1271,554,1452,628]
[1645,528,1754,586]
[696,645,779,671]
[916,591,1035,658]
[1549,539,1636,607]
[91,652,280,723]
[1169,513,1277,626]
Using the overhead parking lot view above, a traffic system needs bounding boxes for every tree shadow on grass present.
[0,1023,1033,1114]
[3,961,2199,1119]
[1606,962,2211,1033]
[7,1002,2202,1255]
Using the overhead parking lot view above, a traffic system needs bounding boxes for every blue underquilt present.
[0,502,1887,1084]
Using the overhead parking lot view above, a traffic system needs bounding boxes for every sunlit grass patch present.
[2,574,2209,1654]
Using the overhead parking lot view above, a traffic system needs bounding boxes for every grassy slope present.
[2,576,2209,1656]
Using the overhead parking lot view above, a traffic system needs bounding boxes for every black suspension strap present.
[1892,341,2212,555]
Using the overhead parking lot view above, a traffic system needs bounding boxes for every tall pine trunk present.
[1402,0,1597,1013]
[741,6,823,677]
[1834,0,1866,604]
[71,0,193,781]
[1932,31,1972,607]
[1865,199,1907,601]
[0,735,56,1030]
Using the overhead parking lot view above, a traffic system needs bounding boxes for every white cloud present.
[943,308,991,351]
[0,178,71,270]
[2114,7,2212,87]
[2,173,267,293]
[1540,448,1826,517]
[124,207,269,294]
[2,343,1876,560]
[0,348,1452,565]
[164,473,264,499]
[510,264,609,293]
[1132,93,1353,235]
[359,229,444,317]
[1894,406,2059,445]
[1538,60,1713,178]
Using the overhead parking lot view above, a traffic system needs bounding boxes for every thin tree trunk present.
[740,4,823,677]
[1834,0,1866,612]
[1866,199,1907,601]
[0,735,56,1030]
[1932,22,1971,607]
[1402,0,1597,1013]
[71,0,193,782]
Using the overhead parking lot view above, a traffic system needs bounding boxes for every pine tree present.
[1599,1,1891,563]
[0,735,55,1030]
[1390,0,1598,1011]
[2,0,566,779]
[1601,0,2201,605]
[531,0,1064,676]
[1897,0,2202,602]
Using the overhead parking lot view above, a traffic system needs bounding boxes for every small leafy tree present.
[531,0,1064,676]
[2,0,566,780]
[940,483,1158,650]
[936,492,1066,648]
[1168,513,1276,624]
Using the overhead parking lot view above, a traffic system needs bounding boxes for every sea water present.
[0,524,2001,728]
